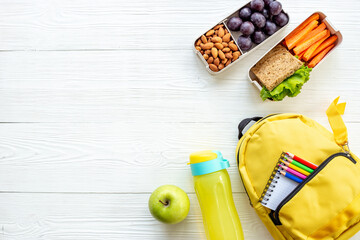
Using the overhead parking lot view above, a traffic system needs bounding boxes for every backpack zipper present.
[272,152,356,225]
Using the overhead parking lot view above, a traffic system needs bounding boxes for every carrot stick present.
[293,30,329,55]
[286,20,319,50]
[303,32,330,61]
[297,50,306,60]
[295,22,327,47]
[310,35,338,59]
[308,44,334,68]
[285,13,320,45]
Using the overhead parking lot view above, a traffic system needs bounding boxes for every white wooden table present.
[0,0,360,239]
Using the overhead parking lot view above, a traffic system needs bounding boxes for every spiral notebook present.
[259,154,300,211]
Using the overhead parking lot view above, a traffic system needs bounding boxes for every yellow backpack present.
[236,97,360,240]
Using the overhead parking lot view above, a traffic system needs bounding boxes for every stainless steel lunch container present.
[248,11,343,91]
[193,1,290,75]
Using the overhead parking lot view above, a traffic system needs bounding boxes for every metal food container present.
[248,11,343,91]
[194,1,290,75]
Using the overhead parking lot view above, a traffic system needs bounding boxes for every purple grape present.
[240,21,255,36]
[262,9,269,19]
[237,36,253,51]
[264,0,273,6]
[269,1,282,15]
[273,12,289,27]
[250,0,264,12]
[227,17,243,31]
[239,7,252,20]
[264,20,277,35]
[251,12,266,28]
[252,30,266,44]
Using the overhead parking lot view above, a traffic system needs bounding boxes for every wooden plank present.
[0,0,358,50]
[0,192,270,240]
[0,122,360,193]
[0,122,245,193]
[0,50,359,123]
[1,192,360,239]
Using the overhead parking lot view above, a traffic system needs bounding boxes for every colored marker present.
[284,156,314,173]
[286,152,318,170]
[281,160,310,176]
[278,164,307,180]
[279,170,303,183]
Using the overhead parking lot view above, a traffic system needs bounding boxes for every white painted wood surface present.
[0,0,359,239]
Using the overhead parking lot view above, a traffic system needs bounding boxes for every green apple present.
[148,185,190,224]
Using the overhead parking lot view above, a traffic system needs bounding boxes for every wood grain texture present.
[0,193,273,240]
[0,193,358,240]
[0,122,360,194]
[0,0,360,239]
[0,0,358,50]
[0,49,359,123]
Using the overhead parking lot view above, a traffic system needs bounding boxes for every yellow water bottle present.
[189,150,244,240]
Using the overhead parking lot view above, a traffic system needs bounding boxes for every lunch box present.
[193,1,290,75]
[248,11,343,91]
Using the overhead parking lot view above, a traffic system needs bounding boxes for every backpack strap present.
[238,117,262,140]
[326,97,348,149]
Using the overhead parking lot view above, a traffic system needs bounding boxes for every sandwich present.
[251,44,312,101]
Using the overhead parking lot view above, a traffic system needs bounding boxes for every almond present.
[218,63,225,70]
[209,64,218,72]
[211,37,222,43]
[196,39,202,46]
[201,35,207,44]
[224,29,229,34]
[233,51,241,61]
[214,57,220,66]
[195,46,201,51]
[201,50,204,54]
[222,42,228,47]
[206,29,214,37]
[205,50,211,55]
[218,27,225,38]
[225,59,231,66]
[213,24,223,30]
[207,56,214,64]
[229,43,238,51]
[203,54,209,60]
[222,58,228,64]
[218,50,225,60]
[214,43,224,50]
[201,42,214,50]
[223,33,231,43]
[211,47,218,58]
[225,53,233,59]
[222,47,231,53]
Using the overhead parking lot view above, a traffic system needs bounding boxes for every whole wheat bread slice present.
[251,45,303,91]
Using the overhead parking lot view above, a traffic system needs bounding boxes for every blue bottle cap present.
[188,150,230,176]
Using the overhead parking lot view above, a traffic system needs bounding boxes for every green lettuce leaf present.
[260,65,312,101]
